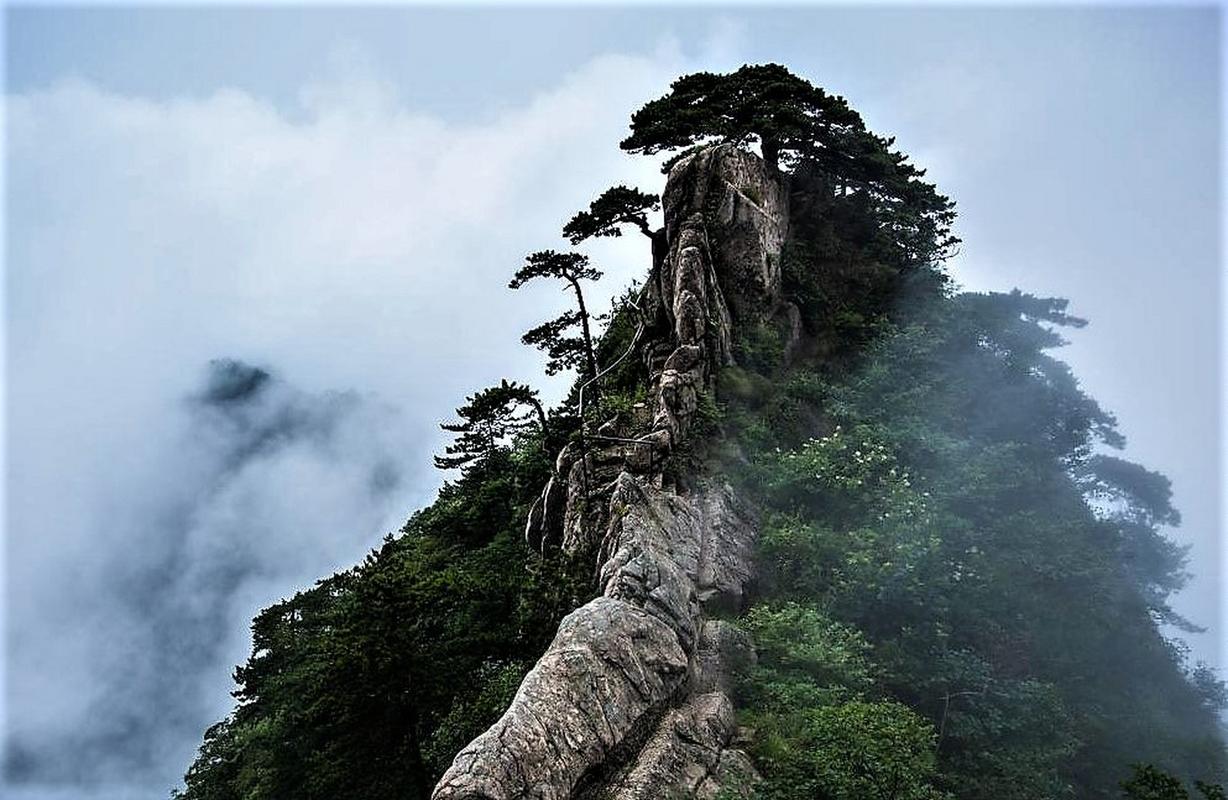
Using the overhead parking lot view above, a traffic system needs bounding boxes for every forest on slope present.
[177,65,1226,800]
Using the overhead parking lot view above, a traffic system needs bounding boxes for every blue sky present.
[4,6,1222,798]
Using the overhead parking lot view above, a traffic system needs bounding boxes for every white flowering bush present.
[762,424,929,522]
[752,424,955,618]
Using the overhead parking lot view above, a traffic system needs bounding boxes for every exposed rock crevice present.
[433,145,788,800]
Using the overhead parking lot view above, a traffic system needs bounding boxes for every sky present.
[3,5,1222,799]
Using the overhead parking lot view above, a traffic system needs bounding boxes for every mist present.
[3,49,698,798]
[7,358,411,791]
[5,7,1221,798]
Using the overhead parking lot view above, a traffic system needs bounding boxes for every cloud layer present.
[5,49,689,797]
[9,359,411,787]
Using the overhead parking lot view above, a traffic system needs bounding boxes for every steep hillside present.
[177,65,1226,800]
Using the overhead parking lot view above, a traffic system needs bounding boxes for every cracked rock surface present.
[433,145,787,800]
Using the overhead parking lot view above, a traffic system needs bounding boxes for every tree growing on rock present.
[621,62,959,267]
[435,379,549,472]
[619,63,862,173]
[510,250,602,380]
[562,185,659,244]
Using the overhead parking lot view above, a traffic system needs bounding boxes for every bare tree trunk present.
[569,279,599,382]
[526,396,549,434]
[525,396,554,470]
[761,135,780,172]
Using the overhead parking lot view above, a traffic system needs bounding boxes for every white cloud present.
[4,46,693,797]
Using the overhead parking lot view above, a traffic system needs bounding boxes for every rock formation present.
[433,144,790,800]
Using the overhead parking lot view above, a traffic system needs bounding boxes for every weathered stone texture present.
[433,144,786,800]
[599,692,755,800]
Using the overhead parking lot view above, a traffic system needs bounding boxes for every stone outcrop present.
[597,692,756,800]
[433,145,789,800]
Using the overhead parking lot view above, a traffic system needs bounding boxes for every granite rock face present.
[598,692,756,800]
[433,145,788,800]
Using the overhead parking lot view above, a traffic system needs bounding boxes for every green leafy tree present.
[740,602,876,710]
[435,380,549,472]
[1188,663,1228,713]
[725,280,1227,797]
[1076,453,1192,629]
[175,443,592,800]
[752,699,950,800]
[1198,782,1228,800]
[796,701,950,800]
[509,250,602,379]
[1120,765,1226,800]
[1121,766,1190,800]
[737,603,948,800]
[562,185,660,244]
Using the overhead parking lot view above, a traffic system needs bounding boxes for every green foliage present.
[620,63,856,173]
[788,701,948,800]
[563,185,659,244]
[510,249,603,379]
[1199,782,1228,800]
[420,660,529,774]
[589,285,649,401]
[726,274,1227,797]
[918,650,1079,800]
[1122,765,1193,800]
[733,319,788,375]
[1120,765,1226,800]
[691,388,723,437]
[740,603,875,707]
[508,248,603,290]
[750,699,950,800]
[594,384,647,426]
[176,445,594,800]
[725,178,1225,795]
[179,64,1227,800]
[622,63,958,268]
[736,604,947,800]
[435,379,547,472]
[520,311,592,377]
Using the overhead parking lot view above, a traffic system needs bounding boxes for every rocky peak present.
[432,144,788,800]
[659,144,789,332]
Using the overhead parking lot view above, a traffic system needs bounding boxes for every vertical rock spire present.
[432,144,788,800]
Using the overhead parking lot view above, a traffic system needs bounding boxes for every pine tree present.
[562,185,659,244]
[435,380,548,472]
[509,250,602,380]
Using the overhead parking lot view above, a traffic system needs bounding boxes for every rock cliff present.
[433,144,790,800]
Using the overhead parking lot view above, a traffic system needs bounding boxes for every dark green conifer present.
[509,250,602,380]
[562,185,659,244]
[435,380,548,472]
